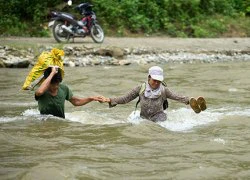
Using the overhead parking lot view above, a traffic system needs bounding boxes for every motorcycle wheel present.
[52,21,71,43]
[90,24,104,43]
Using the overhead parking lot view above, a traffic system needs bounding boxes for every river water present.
[1,61,250,179]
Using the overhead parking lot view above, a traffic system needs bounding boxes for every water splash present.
[127,110,145,124]
[127,107,250,132]
[127,108,222,132]
[22,108,40,116]
[0,116,25,123]
[224,107,250,116]
[212,138,226,145]
[228,88,238,92]
[1,107,250,129]
[0,108,40,123]
[21,108,58,121]
[65,111,126,125]
[158,108,223,132]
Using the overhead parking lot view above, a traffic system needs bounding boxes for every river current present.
[1,61,250,179]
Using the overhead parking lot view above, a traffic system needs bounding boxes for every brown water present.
[1,61,250,179]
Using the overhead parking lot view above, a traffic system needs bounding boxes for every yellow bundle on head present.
[22,48,65,90]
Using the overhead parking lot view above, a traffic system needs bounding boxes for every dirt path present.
[1,36,250,52]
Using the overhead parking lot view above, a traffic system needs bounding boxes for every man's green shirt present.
[35,84,73,118]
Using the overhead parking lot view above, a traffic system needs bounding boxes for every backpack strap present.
[135,82,146,111]
[139,82,146,94]
[162,81,167,87]
[135,81,169,110]
[161,81,169,110]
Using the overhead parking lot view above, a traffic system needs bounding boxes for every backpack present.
[135,82,169,110]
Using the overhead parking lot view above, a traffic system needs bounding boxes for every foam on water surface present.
[1,107,250,133]
[127,107,250,132]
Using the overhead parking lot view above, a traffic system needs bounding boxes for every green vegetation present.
[0,0,249,37]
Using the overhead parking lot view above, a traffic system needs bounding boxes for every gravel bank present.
[0,37,250,67]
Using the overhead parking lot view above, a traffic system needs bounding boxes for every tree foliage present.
[0,0,249,37]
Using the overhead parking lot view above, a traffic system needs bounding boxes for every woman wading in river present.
[102,66,207,122]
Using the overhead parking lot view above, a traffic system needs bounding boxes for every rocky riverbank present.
[0,37,250,68]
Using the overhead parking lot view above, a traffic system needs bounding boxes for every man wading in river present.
[35,66,104,118]
[102,66,207,122]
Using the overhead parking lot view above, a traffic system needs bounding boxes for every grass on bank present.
[1,15,250,38]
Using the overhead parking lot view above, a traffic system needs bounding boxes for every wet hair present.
[44,67,62,84]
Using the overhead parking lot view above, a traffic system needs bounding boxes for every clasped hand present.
[91,96,110,103]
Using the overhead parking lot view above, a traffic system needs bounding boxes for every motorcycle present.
[48,1,104,43]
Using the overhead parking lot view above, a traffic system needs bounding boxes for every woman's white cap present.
[148,66,164,81]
